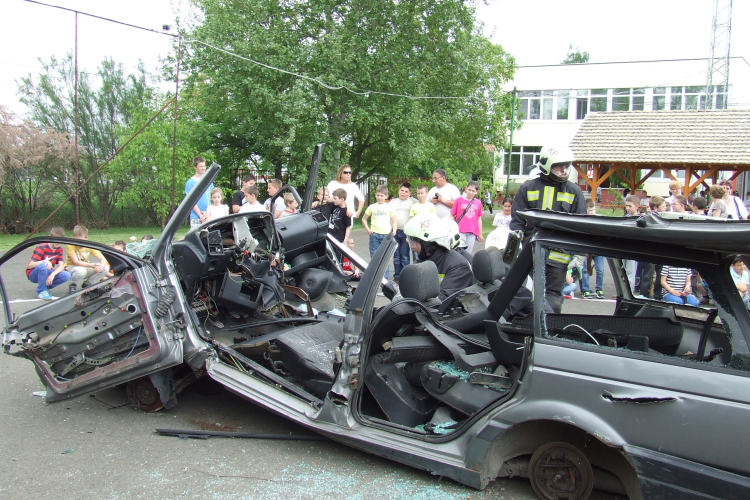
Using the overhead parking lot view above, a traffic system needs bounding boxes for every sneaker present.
[581,291,593,299]
[38,290,56,300]
[69,283,77,294]
[596,290,606,299]
[81,280,91,289]
[564,294,573,299]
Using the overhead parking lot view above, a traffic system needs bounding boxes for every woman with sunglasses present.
[327,164,366,222]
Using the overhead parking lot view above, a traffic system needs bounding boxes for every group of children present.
[27,225,113,300]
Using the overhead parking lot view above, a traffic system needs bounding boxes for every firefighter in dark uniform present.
[510,145,586,313]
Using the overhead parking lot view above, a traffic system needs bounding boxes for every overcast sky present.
[1,0,748,116]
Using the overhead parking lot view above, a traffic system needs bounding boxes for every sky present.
[1,0,748,117]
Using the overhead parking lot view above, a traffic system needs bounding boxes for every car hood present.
[519,209,750,253]
[151,163,220,273]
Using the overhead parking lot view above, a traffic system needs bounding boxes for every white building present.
[494,56,750,196]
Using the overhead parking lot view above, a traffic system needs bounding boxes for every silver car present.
[3,163,749,500]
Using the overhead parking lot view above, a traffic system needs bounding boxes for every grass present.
[0,226,190,251]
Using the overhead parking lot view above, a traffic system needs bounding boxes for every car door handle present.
[602,391,679,404]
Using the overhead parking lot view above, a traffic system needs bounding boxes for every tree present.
[17,54,155,226]
[0,106,77,227]
[183,0,515,186]
[562,45,589,64]
[108,100,198,228]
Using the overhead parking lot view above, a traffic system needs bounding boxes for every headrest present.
[399,261,440,302]
[472,248,505,284]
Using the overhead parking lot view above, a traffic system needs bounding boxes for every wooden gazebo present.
[569,109,750,195]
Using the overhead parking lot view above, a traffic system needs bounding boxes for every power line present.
[185,39,503,102]
[21,0,177,38]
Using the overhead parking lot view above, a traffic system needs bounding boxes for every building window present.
[590,88,608,112]
[519,91,542,120]
[613,88,630,111]
[504,146,543,176]
[557,90,569,119]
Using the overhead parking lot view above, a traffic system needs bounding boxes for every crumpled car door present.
[0,238,183,403]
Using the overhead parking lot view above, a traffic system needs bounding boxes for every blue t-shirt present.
[185,177,214,220]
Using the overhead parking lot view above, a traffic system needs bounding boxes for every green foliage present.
[562,45,589,64]
[183,0,515,187]
[108,100,198,228]
[17,54,155,225]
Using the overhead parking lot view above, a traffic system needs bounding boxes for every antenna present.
[705,0,732,109]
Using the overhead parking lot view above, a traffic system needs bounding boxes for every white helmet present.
[404,213,459,259]
[537,145,574,184]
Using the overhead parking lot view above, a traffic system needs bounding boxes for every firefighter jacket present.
[510,176,586,268]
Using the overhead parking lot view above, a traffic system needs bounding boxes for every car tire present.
[528,441,594,500]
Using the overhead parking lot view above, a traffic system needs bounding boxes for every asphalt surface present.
[0,223,623,500]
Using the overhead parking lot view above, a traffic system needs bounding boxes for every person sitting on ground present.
[239,186,265,213]
[141,234,154,241]
[65,225,111,293]
[730,255,750,308]
[26,226,71,300]
[113,240,126,252]
[129,236,138,243]
[404,213,473,301]
[563,269,578,299]
[660,265,699,306]
[708,185,728,218]
[278,193,299,218]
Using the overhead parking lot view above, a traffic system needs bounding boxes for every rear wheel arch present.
[480,420,642,500]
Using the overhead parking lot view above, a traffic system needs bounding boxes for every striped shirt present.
[27,243,63,277]
[661,266,692,297]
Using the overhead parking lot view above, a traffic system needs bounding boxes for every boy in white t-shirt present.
[239,186,265,213]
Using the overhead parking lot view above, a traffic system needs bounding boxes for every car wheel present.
[528,441,594,500]
[126,377,164,412]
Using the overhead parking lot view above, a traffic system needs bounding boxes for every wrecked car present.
[3,158,750,500]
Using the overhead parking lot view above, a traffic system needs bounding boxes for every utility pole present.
[704,0,732,110]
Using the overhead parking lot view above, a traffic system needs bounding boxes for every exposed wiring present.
[124,325,143,358]
[562,324,600,346]
[184,39,502,102]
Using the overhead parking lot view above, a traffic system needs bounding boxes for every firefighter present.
[510,145,586,312]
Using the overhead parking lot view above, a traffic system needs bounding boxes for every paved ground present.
[0,225,623,500]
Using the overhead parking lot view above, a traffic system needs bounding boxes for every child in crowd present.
[409,184,436,217]
[142,234,153,241]
[671,195,689,213]
[563,269,578,299]
[26,226,71,300]
[622,196,641,294]
[362,185,397,278]
[450,180,483,253]
[649,195,666,213]
[660,265,699,306]
[342,238,360,281]
[709,185,728,218]
[65,225,110,293]
[390,182,416,281]
[113,240,126,252]
[312,187,333,219]
[581,199,606,299]
[692,196,707,215]
[730,255,750,307]
[264,179,285,218]
[206,187,229,220]
[492,198,512,229]
[239,186,265,213]
[279,193,299,218]
[316,188,351,243]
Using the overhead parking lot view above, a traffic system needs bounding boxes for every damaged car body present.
[3,159,750,500]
